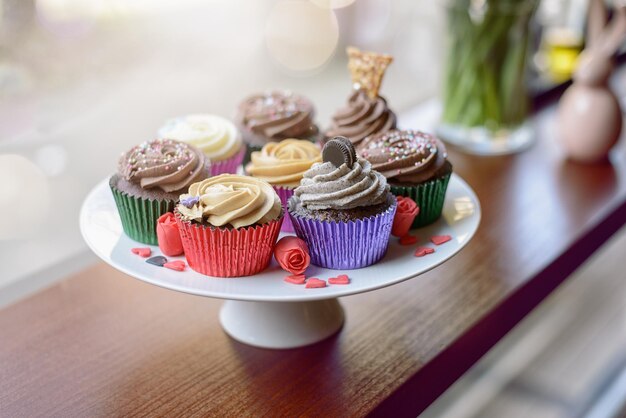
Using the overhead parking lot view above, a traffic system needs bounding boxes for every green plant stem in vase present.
[439,0,538,155]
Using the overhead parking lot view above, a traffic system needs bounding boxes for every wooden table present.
[2,98,626,417]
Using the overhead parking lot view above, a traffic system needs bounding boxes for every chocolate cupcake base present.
[288,194,396,270]
[109,175,177,245]
[390,171,451,228]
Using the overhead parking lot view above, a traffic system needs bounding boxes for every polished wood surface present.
[2,101,626,416]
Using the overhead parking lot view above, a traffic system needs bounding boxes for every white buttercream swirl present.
[294,158,389,210]
[159,114,242,161]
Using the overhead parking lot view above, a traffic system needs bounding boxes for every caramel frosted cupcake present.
[358,129,452,228]
[158,114,244,176]
[175,175,283,277]
[288,137,396,269]
[110,139,210,244]
[235,90,320,164]
[325,47,396,146]
[245,139,321,232]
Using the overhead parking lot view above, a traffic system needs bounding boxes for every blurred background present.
[1,0,625,416]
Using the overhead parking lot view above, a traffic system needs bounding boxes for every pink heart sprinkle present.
[414,246,435,257]
[305,278,327,289]
[284,274,306,285]
[131,247,151,258]
[431,235,452,245]
[164,261,186,271]
[328,275,350,285]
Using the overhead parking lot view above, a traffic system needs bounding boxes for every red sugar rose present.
[274,236,310,275]
[157,212,184,256]
[392,196,420,237]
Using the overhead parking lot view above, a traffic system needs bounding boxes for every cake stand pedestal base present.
[219,299,345,349]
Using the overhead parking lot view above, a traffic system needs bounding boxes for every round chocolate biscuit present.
[322,136,356,168]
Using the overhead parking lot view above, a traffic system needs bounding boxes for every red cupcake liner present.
[210,146,245,176]
[274,186,295,232]
[174,210,283,277]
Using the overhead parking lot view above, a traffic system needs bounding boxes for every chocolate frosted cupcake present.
[358,129,452,228]
[175,175,283,277]
[245,139,321,232]
[326,89,396,146]
[288,137,396,269]
[325,47,396,146]
[158,114,244,176]
[235,90,320,164]
[110,139,210,244]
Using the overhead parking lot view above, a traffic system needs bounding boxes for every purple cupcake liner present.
[210,146,245,176]
[274,186,295,232]
[288,198,397,269]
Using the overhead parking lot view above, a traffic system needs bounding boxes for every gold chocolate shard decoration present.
[347,46,393,99]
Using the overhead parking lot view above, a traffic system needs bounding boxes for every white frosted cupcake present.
[158,114,244,176]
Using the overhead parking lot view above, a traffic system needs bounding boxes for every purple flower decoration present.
[180,196,199,208]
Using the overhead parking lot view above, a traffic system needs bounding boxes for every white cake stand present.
[80,175,480,349]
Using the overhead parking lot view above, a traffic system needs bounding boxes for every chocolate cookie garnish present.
[146,256,168,267]
[323,136,356,168]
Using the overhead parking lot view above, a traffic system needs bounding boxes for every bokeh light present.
[35,145,68,177]
[265,1,339,73]
[309,0,356,10]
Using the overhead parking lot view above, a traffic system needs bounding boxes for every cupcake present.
[288,137,397,269]
[158,114,244,176]
[235,90,320,165]
[325,46,396,147]
[358,129,452,228]
[245,139,322,232]
[110,139,210,245]
[175,174,284,277]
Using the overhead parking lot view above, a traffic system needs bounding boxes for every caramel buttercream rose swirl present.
[236,91,318,144]
[118,139,208,193]
[177,174,282,228]
[357,130,448,184]
[246,139,322,188]
[158,114,241,161]
[326,89,396,146]
[294,158,389,210]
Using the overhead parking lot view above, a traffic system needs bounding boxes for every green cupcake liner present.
[110,183,176,245]
[390,172,452,228]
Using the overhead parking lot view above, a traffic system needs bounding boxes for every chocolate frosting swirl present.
[235,91,318,145]
[326,89,396,146]
[358,130,448,184]
[294,158,389,210]
[118,139,209,193]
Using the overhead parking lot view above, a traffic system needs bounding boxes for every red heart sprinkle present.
[431,235,452,245]
[164,261,186,271]
[284,274,306,285]
[414,246,435,257]
[131,247,151,258]
[305,278,327,289]
[399,235,418,246]
[328,275,350,285]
